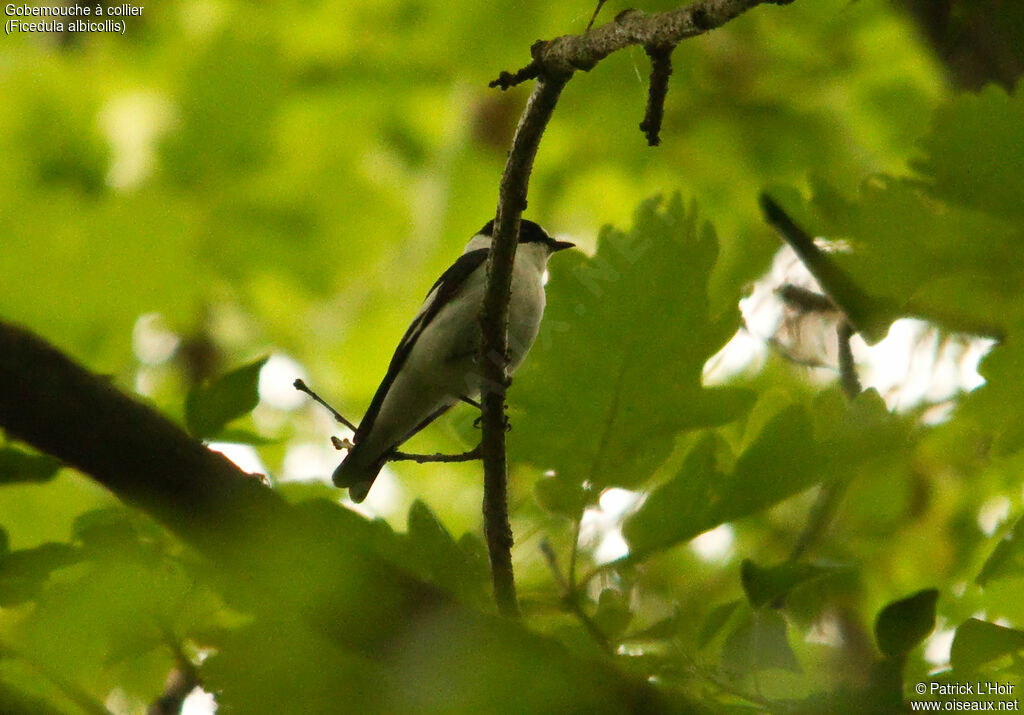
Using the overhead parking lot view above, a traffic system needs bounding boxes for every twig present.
[837,320,861,399]
[639,45,674,146]
[776,284,837,314]
[490,46,543,90]
[293,379,358,432]
[586,0,608,31]
[392,445,483,463]
[787,479,849,563]
[490,0,791,145]
[540,540,612,653]
[309,387,482,465]
[539,538,570,591]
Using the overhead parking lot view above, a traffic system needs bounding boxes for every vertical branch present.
[837,319,862,399]
[479,0,797,619]
[479,75,569,617]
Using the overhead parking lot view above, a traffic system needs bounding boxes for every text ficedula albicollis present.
[333,219,574,502]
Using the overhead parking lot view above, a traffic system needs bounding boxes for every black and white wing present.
[353,248,490,443]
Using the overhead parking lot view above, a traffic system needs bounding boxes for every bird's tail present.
[332,444,386,503]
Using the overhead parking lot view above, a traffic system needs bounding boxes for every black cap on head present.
[516,220,552,244]
[477,219,569,250]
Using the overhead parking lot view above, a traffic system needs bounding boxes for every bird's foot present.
[472,409,511,431]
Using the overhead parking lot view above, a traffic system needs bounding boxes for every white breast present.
[506,241,548,371]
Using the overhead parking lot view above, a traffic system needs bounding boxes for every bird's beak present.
[551,240,575,252]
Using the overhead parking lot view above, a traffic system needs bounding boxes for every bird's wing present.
[354,247,490,443]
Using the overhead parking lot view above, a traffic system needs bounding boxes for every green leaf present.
[727,403,824,513]
[290,498,409,572]
[976,514,1024,586]
[622,386,911,559]
[0,678,64,715]
[950,618,1024,673]
[965,340,1024,458]
[814,388,908,460]
[16,547,197,704]
[201,618,377,715]
[71,507,166,560]
[623,406,822,557]
[874,588,938,657]
[406,500,488,605]
[623,608,680,641]
[73,507,136,544]
[185,356,269,439]
[791,175,1021,344]
[721,610,800,674]
[456,533,490,583]
[534,476,593,520]
[740,559,840,609]
[593,589,633,642]
[209,428,278,446]
[0,446,62,485]
[698,599,742,650]
[912,86,1024,223]
[620,432,726,556]
[0,542,80,606]
[512,196,755,504]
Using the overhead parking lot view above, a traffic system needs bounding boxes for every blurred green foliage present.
[3,0,1024,712]
[184,356,268,440]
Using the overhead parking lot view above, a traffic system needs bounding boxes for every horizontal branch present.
[329,435,482,465]
[491,0,794,88]
[0,320,452,650]
[0,321,277,542]
[392,445,482,464]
